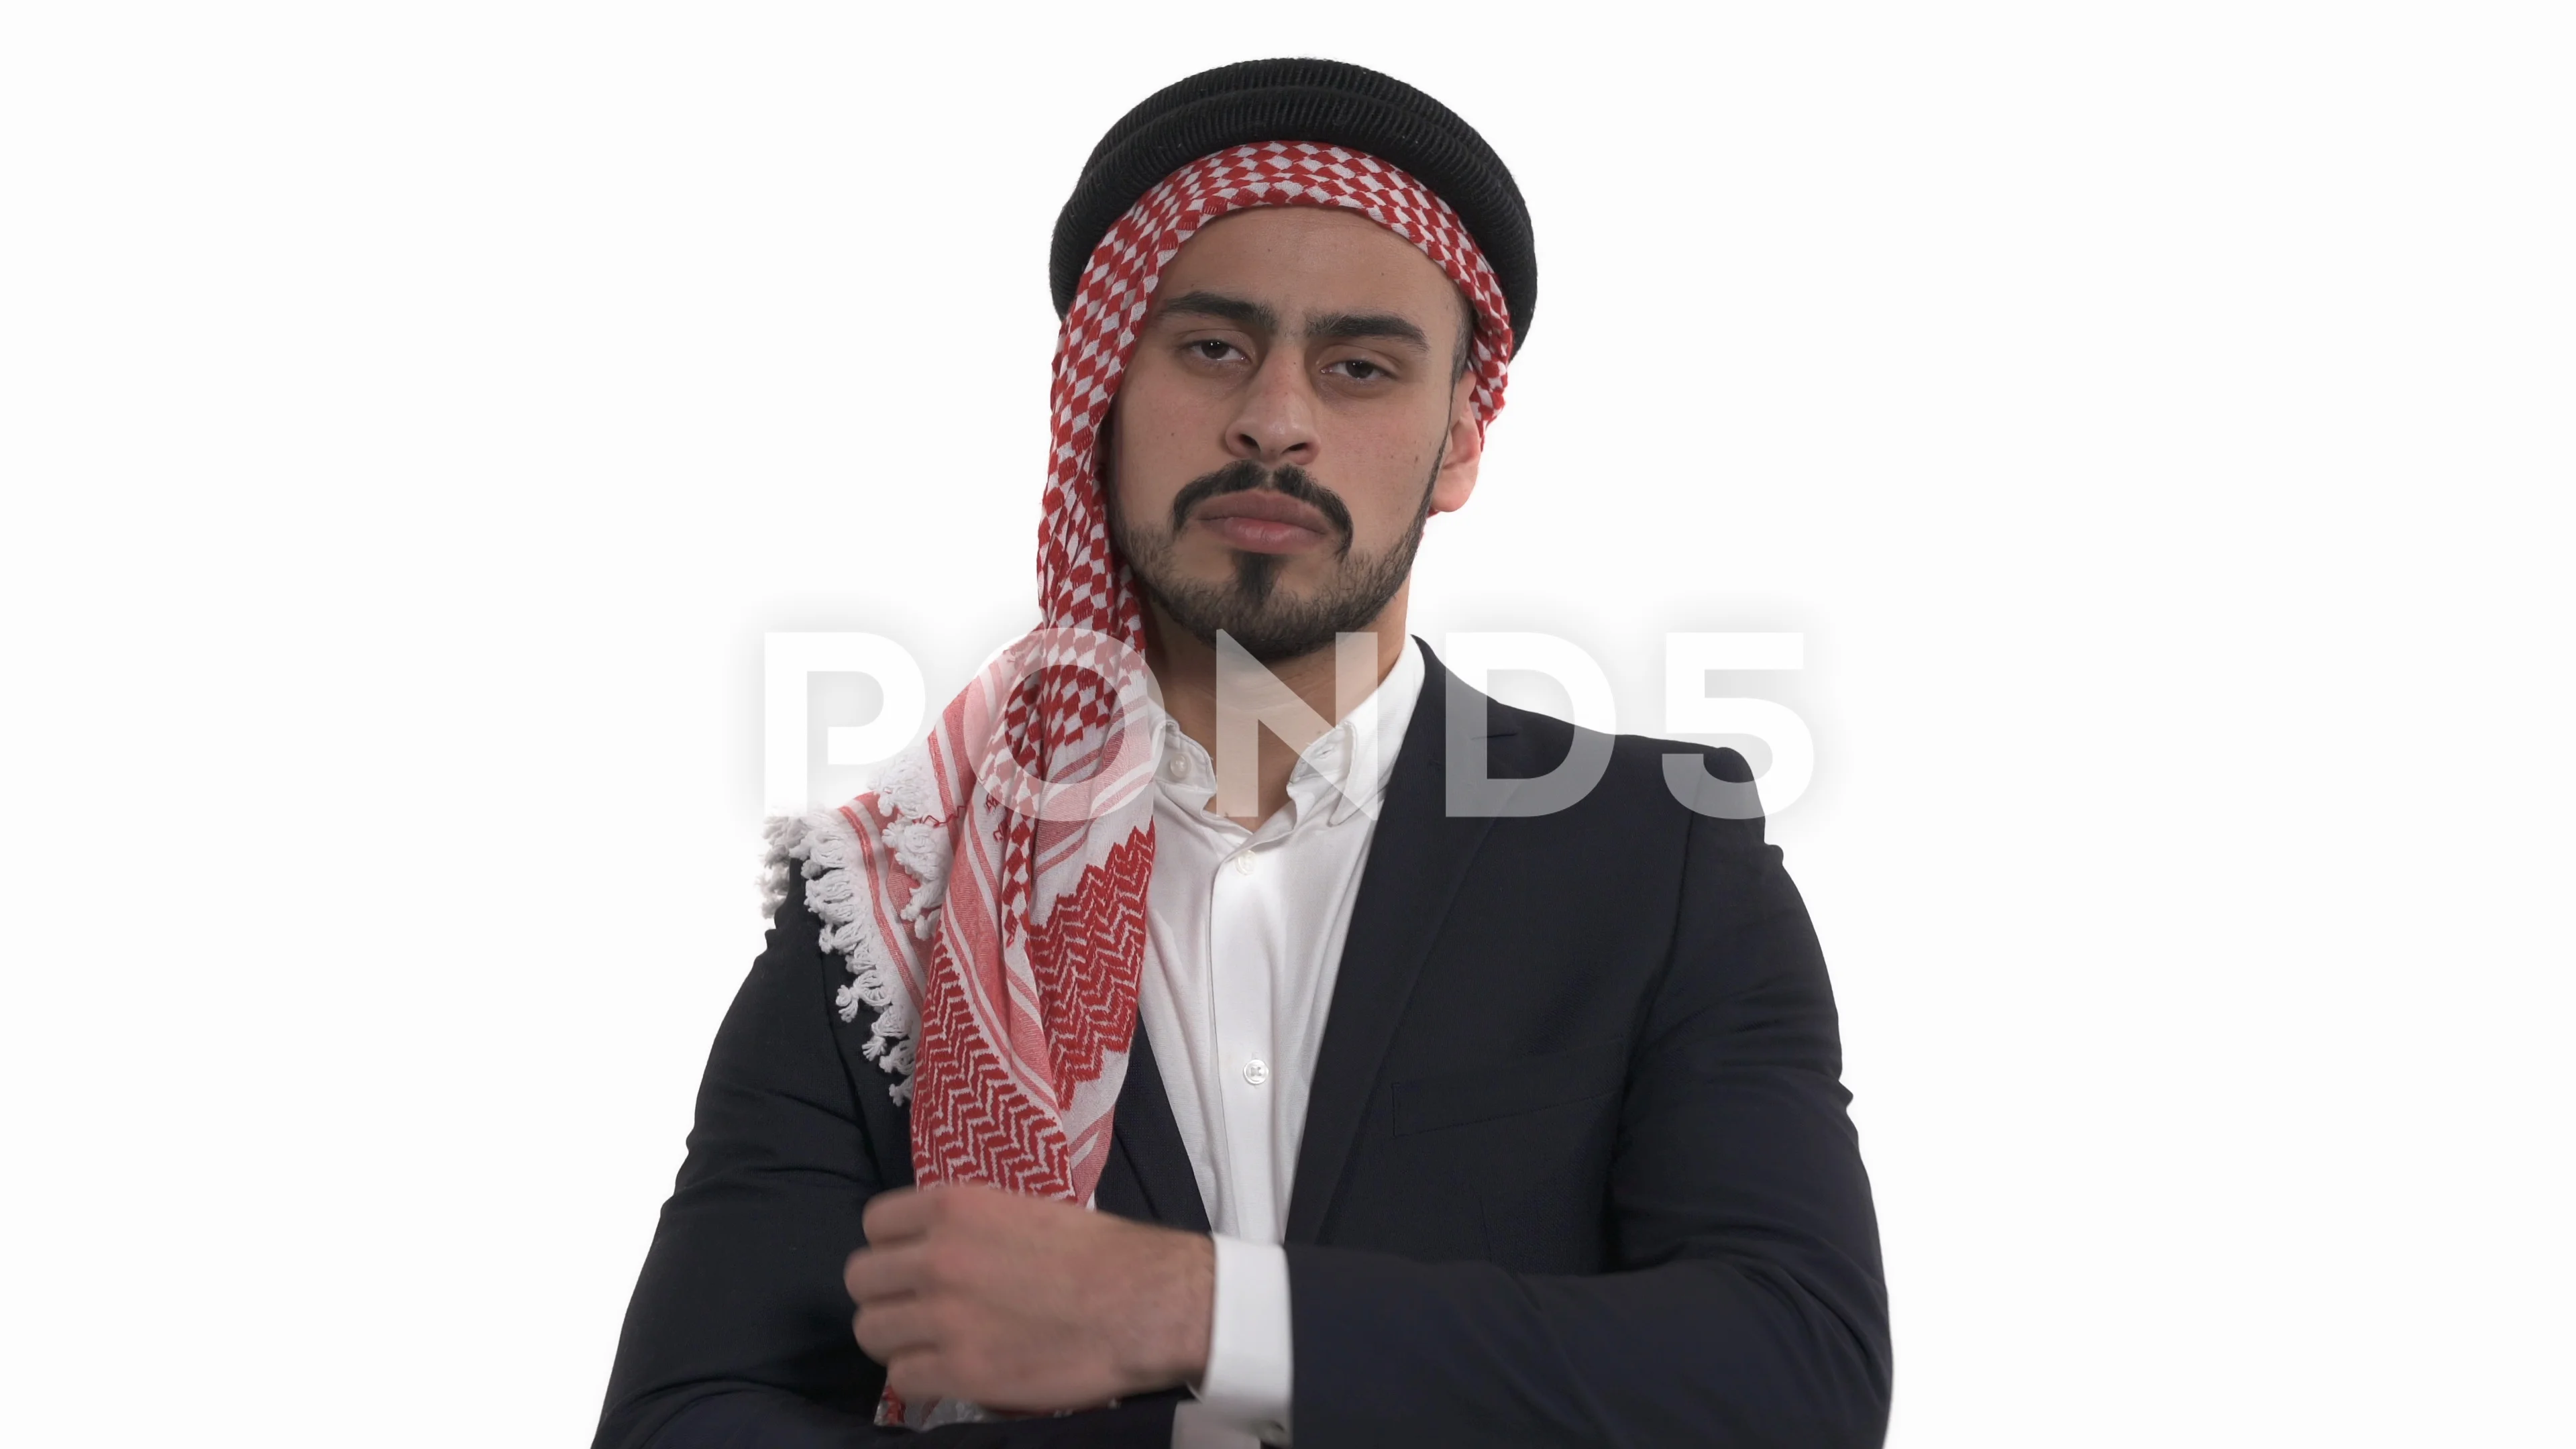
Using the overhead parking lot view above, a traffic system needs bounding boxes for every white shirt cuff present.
[1183,1234,1292,1446]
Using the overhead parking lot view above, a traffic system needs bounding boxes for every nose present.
[1224,350,1318,467]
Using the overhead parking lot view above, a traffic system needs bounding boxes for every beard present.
[1108,454,1438,664]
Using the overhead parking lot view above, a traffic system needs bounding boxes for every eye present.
[1189,339,1242,362]
[1330,358,1388,381]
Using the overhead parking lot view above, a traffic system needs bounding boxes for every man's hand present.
[844,1182,1214,1414]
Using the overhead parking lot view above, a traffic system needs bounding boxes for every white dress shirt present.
[1130,637,1426,1449]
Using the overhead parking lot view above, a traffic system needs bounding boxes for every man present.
[595,57,1890,1449]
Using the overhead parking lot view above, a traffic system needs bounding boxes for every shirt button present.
[1232,851,1257,875]
[1242,1059,1270,1086]
[1165,755,1188,780]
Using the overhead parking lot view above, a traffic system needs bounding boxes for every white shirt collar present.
[1149,634,1426,830]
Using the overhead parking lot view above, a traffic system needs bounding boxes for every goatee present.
[1109,457,1436,664]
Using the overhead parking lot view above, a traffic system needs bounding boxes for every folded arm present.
[1285,808,1892,1448]
[590,875,1181,1449]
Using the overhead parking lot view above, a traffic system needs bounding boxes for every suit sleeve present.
[1282,802,1893,1448]
[590,873,1181,1449]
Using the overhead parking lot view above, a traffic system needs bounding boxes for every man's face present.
[1104,205,1484,663]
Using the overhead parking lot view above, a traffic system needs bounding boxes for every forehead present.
[1149,206,1460,323]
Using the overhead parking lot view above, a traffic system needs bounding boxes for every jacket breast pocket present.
[1391,1037,1630,1136]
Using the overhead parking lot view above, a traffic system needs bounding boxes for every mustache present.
[1168,459,1354,543]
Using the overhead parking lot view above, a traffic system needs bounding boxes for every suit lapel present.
[1096,1012,1212,1232]
[1284,639,1513,1244]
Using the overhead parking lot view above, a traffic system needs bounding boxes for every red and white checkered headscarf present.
[765,142,1511,1425]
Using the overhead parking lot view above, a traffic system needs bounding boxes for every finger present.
[860,1186,930,1244]
[851,1297,939,1362]
[843,1241,932,1303]
[883,1348,958,1405]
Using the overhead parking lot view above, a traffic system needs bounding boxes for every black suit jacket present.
[594,641,1890,1448]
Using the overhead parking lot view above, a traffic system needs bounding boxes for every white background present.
[3,4,2569,1444]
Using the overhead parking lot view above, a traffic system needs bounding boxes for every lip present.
[1189,490,1338,553]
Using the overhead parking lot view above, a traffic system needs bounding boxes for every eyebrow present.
[1305,310,1430,354]
[1154,290,1431,354]
[1156,290,1279,333]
